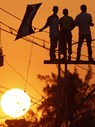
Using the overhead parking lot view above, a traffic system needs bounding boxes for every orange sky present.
[0,0,95,122]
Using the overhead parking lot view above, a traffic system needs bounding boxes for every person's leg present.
[60,31,66,60]
[67,32,72,61]
[76,35,84,61]
[50,36,57,61]
[86,35,93,61]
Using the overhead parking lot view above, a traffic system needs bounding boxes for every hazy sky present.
[0,0,95,122]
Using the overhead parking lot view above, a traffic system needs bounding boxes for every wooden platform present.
[44,60,95,64]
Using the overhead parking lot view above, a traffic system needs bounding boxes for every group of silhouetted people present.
[39,4,94,62]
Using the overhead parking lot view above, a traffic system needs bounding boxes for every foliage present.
[1,109,39,127]
[1,66,95,127]
[37,66,95,127]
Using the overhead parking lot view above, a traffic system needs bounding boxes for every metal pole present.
[64,63,68,127]
[64,46,68,127]
[57,42,61,127]
[0,23,1,47]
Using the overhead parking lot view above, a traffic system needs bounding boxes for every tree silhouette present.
[1,109,39,127]
[1,66,95,127]
[37,65,95,127]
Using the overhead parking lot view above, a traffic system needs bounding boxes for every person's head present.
[80,4,87,12]
[53,6,58,14]
[63,8,68,15]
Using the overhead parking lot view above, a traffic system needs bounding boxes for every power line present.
[1,21,95,56]
[1,22,95,86]
[0,27,49,50]
[0,7,48,33]
[0,21,50,45]
[0,86,9,90]
[1,24,95,76]
[0,89,46,106]
[0,6,95,124]
[1,5,95,107]
[0,88,47,120]
[1,26,95,61]
[0,8,22,21]
[1,7,95,46]
[76,64,95,75]
[5,60,45,98]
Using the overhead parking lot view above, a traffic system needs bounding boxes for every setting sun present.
[0,88,31,118]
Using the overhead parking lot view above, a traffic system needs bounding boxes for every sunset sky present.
[0,0,95,122]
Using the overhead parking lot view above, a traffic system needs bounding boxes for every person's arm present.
[72,16,78,30]
[39,17,50,31]
[89,14,94,26]
[90,22,94,26]
[71,17,75,30]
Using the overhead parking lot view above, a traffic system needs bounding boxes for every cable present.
[1,7,95,45]
[5,60,44,98]
[25,41,33,92]
[1,21,95,53]
[0,8,21,21]
[0,85,9,90]
[1,26,95,75]
[1,7,95,122]
[1,26,95,60]
[0,8,47,33]
[76,64,95,75]
[0,27,49,50]
[0,8,95,111]
[0,21,50,45]
[1,23,95,76]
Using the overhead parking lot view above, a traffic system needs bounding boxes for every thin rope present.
[25,40,33,92]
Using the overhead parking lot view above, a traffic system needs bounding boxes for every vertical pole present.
[0,23,1,47]
[64,63,68,127]
[57,42,61,127]
[64,45,68,127]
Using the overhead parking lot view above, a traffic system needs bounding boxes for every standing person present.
[39,6,59,62]
[59,8,74,61]
[74,4,94,61]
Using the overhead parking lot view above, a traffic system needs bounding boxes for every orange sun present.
[0,88,31,118]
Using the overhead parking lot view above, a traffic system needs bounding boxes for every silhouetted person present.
[74,4,94,61]
[59,8,74,61]
[39,6,59,61]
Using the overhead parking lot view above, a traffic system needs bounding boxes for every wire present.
[5,60,44,97]
[1,21,95,52]
[1,26,95,60]
[0,8,22,21]
[0,86,9,90]
[1,22,95,86]
[0,88,47,120]
[0,115,9,120]
[0,27,49,50]
[0,8,44,32]
[1,7,95,45]
[76,64,95,75]
[1,7,95,118]
[1,25,95,75]
[0,21,50,45]
[25,41,33,92]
